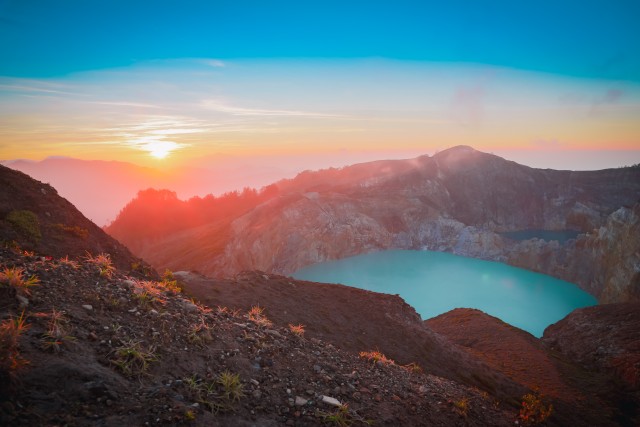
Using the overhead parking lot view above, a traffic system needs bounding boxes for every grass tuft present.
[85,252,116,278]
[40,308,75,353]
[110,340,157,377]
[0,266,40,295]
[288,323,306,337]
[247,305,273,328]
[359,350,395,366]
[519,390,553,425]
[0,310,30,374]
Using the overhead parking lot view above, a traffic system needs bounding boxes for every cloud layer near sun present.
[1,58,639,168]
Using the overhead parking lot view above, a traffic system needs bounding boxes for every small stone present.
[286,388,291,395]
[306,389,314,396]
[181,300,198,313]
[149,309,159,315]
[191,403,199,408]
[252,390,262,399]
[82,304,93,311]
[250,379,260,386]
[122,280,136,288]
[295,396,308,406]
[128,308,137,313]
[313,365,322,373]
[321,395,341,407]
[266,329,282,338]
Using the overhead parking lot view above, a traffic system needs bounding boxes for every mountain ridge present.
[105,146,640,302]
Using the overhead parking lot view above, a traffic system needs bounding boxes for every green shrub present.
[51,223,89,239]
[6,210,41,242]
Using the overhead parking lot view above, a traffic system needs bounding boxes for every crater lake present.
[292,250,597,337]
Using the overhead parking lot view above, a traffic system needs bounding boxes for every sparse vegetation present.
[288,323,306,337]
[402,362,423,374]
[519,390,553,425]
[322,404,353,426]
[218,370,244,402]
[57,255,79,269]
[247,305,273,327]
[51,223,89,239]
[6,210,41,242]
[187,319,212,346]
[0,310,30,375]
[0,266,40,295]
[453,397,470,417]
[110,340,157,377]
[182,371,245,413]
[40,308,75,353]
[85,252,116,278]
[158,269,182,294]
[359,350,395,366]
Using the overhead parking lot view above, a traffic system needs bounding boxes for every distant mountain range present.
[105,146,640,303]
[2,156,305,226]
[3,152,424,227]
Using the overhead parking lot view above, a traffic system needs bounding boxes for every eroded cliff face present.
[508,204,640,303]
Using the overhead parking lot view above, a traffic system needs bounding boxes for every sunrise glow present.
[0,1,639,170]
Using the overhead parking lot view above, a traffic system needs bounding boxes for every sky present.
[1,0,639,170]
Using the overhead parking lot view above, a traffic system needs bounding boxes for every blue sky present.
[1,0,639,80]
[1,0,639,170]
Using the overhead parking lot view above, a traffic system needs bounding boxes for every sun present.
[142,140,179,160]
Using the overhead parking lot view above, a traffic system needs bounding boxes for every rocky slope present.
[428,308,639,426]
[0,247,519,426]
[0,164,147,273]
[543,303,640,392]
[109,146,640,302]
[173,271,526,402]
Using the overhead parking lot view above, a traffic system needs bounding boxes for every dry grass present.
[84,252,116,278]
[359,350,395,366]
[110,340,158,377]
[0,311,30,373]
[40,308,75,353]
[247,305,273,328]
[0,266,40,295]
[288,323,306,337]
[519,390,553,425]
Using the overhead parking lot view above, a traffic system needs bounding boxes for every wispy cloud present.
[201,100,341,118]
[204,59,225,68]
[86,100,165,109]
[0,83,80,96]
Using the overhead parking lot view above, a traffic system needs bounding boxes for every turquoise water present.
[500,229,581,244]
[292,250,596,337]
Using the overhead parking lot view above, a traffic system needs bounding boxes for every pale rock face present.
[507,204,640,303]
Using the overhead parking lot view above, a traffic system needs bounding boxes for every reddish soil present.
[177,271,526,403]
[428,308,638,426]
